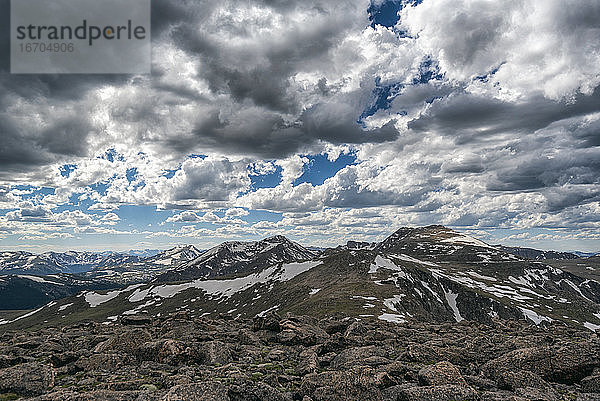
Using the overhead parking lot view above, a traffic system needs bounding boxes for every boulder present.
[253,311,282,332]
[0,362,54,396]
[418,361,467,386]
[482,342,600,384]
[297,349,319,375]
[30,390,146,400]
[94,328,152,355]
[277,319,329,347]
[75,353,133,372]
[136,339,192,365]
[496,370,552,391]
[331,346,390,369]
[301,367,383,401]
[197,340,232,366]
[227,382,290,401]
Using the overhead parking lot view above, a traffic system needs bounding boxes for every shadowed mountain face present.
[3,226,599,335]
[0,274,120,310]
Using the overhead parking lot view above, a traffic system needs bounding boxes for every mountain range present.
[0,250,141,275]
[1,225,599,334]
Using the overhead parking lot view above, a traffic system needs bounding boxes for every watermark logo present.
[11,0,151,74]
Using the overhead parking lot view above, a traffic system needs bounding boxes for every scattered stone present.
[0,315,597,400]
[163,382,229,401]
[0,362,54,396]
[394,384,479,401]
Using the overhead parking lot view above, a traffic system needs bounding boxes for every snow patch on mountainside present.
[368,255,399,273]
[519,307,552,325]
[378,313,406,323]
[0,301,57,325]
[393,254,439,267]
[17,275,64,285]
[84,290,122,307]
[441,234,495,249]
[443,288,464,322]
[84,284,145,307]
[134,261,322,302]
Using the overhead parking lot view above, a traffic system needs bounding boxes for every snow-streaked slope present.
[154,236,317,283]
[85,245,204,284]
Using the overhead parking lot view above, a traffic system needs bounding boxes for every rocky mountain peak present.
[153,235,316,283]
[263,234,291,244]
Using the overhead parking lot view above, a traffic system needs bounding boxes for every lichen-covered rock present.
[418,361,467,386]
[482,342,600,384]
[330,345,390,369]
[0,362,54,396]
[197,340,232,365]
[496,370,553,391]
[277,319,329,346]
[136,339,194,365]
[0,314,598,400]
[253,311,282,332]
[163,382,229,401]
[30,390,148,400]
[94,328,153,355]
[227,382,291,401]
[297,348,319,375]
[394,384,479,401]
[301,367,383,401]
[75,353,133,372]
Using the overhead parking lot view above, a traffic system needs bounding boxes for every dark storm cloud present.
[543,186,600,213]
[169,4,354,114]
[488,149,600,191]
[0,0,128,172]
[0,112,94,175]
[403,81,600,213]
[1,0,387,173]
[36,116,93,157]
[570,118,600,148]
[184,102,399,158]
[408,87,600,142]
[0,117,51,171]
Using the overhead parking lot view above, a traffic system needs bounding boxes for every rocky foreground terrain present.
[1,312,600,401]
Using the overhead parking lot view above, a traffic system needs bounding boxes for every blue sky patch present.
[59,164,77,178]
[368,0,423,30]
[250,165,283,189]
[413,57,444,84]
[294,153,357,186]
[360,77,405,121]
[99,148,125,163]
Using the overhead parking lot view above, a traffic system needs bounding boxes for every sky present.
[0,0,599,253]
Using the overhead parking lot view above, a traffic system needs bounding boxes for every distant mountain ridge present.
[0,250,141,275]
[496,245,579,260]
[4,225,600,334]
[85,245,205,284]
